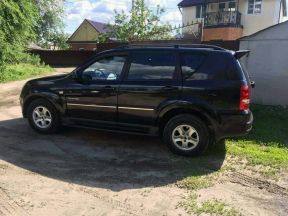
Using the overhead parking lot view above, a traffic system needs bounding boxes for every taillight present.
[240,85,251,111]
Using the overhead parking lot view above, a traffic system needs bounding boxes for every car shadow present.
[0,118,226,191]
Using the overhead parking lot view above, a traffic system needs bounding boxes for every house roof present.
[86,19,110,33]
[178,0,205,7]
[178,0,234,7]
[68,19,111,42]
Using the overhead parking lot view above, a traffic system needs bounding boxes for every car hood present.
[27,73,70,85]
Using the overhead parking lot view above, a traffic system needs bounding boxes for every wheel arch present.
[157,104,219,138]
[23,93,64,118]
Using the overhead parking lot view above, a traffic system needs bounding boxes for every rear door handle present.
[208,93,217,97]
[162,86,178,91]
[103,86,115,91]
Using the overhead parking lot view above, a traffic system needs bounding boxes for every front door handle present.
[89,86,115,93]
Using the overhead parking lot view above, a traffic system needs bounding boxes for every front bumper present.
[216,110,253,141]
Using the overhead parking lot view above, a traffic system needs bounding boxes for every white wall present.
[181,0,287,37]
[182,6,203,35]
[238,0,280,36]
[240,21,288,106]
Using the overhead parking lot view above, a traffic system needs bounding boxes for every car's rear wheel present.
[27,98,61,134]
[163,114,209,156]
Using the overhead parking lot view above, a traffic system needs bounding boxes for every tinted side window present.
[127,52,176,80]
[181,54,205,80]
[182,53,229,80]
[83,56,126,81]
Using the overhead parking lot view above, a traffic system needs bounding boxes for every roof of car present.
[111,44,227,51]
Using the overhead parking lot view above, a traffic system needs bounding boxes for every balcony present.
[204,11,242,28]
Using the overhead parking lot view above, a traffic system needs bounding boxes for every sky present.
[64,0,182,35]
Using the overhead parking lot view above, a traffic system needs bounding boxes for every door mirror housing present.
[72,70,81,81]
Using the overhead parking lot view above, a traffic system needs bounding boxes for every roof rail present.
[115,43,226,51]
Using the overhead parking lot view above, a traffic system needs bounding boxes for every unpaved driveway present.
[0,68,287,216]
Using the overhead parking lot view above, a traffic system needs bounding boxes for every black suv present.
[20,44,253,156]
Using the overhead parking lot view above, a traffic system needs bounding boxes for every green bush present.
[0,63,53,82]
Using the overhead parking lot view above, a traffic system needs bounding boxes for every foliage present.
[35,0,67,49]
[99,0,172,42]
[0,0,38,65]
[179,193,240,216]
[0,63,54,82]
[175,105,288,194]
[48,31,70,50]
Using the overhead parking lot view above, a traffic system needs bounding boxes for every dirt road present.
[0,68,287,216]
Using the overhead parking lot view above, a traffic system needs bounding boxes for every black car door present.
[117,51,182,126]
[64,53,128,122]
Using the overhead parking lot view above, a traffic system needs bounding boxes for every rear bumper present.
[216,110,253,141]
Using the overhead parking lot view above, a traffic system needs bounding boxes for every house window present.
[248,0,262,14]
[196,5,202,18]
[196,5,206,18]
[283,0,287,17]
[219,3,226,11]
[229,2,236,12]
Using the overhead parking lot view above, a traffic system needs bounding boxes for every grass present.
[178,105,288,215]
[227,105,288,170]
[0,63,54,82]
[178,193,241,216]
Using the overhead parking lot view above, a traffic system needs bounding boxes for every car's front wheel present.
[163,114,209,156]
[27,98,61,134]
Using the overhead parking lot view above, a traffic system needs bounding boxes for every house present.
[178,0,288,41]
[67,19,110,50]
[240,21,288,106]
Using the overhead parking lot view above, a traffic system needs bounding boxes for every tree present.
[0,0,38,64]
[49,31,70,50]
[35,0,66,48]
[101,0,172,42]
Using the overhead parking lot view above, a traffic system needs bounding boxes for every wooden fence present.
[29,40,239,67]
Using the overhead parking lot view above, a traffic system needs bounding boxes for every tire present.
[163,114,210,156]
[26,98,61,134]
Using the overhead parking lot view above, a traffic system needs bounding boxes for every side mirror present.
[81,74,92,83]
[72,70,90,84]
[72,70,81,81]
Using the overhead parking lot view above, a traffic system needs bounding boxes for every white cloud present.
[64,0,181,35]
[161,10,182,27]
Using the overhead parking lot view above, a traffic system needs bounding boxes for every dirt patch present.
[0,68,287,215]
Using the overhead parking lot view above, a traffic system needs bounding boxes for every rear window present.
[127,52,176,80]
[238,60,251,82]
[180,54,206,80]
[181,53,229,80]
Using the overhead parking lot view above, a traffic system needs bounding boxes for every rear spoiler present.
[233,50,250,59]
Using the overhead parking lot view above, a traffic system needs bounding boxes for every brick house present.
[67,19,110,50]
[178,0,288,41]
